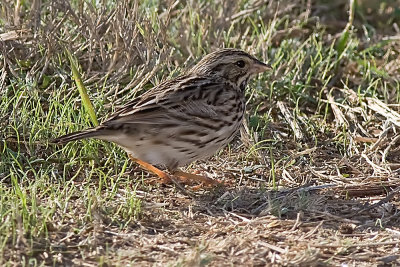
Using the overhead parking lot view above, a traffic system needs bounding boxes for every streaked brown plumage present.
[54,48,270,185]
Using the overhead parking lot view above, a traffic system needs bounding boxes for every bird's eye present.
[235,60,245,68]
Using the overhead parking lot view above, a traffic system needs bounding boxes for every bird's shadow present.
[181,183,400,230]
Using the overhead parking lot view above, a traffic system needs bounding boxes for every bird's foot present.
[128,155,172,184]
[172,170,224,188]
[128,154,224,188]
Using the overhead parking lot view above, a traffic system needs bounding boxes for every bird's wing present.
[103,75,231,127]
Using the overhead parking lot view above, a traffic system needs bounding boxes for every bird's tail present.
[52,126,104,144]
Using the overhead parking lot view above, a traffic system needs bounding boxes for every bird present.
[54,48,271,186]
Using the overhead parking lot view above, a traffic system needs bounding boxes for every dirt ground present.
[18,143,399,266]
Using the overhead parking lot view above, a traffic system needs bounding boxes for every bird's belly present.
[127,144,180,169]
[104,119,242,170]
[123,141,217,170]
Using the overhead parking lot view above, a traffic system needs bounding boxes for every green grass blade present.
[66,49,99,126]
[336,0,357,57]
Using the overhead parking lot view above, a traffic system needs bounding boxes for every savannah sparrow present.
[54,48,270,185]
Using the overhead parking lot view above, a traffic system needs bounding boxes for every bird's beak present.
[253,60,272,73]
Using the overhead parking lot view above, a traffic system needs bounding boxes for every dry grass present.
[1,0,400,266]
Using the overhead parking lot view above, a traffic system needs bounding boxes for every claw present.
[128,154,225,188]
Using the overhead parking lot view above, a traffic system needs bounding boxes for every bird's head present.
[190,48,271,90]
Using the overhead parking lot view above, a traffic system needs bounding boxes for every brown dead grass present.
[2,0,400,266]
[5,141,399,266]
